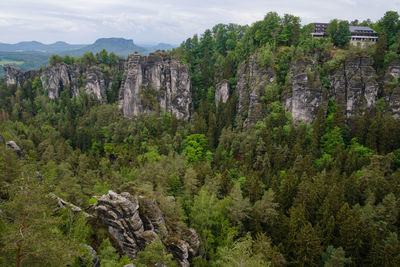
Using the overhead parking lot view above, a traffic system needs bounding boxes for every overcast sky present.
[1,0,399,45]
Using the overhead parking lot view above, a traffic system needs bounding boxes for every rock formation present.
[384,60,400,119]
[118,53,192,120]
[3,63,108,102]
[215,80,230,104]
[3,52,192,120]
[6,141,21,158]
[236,54,275,128]
[95,191,200,266]
[327,56,379,118]
[236,53,400,125]
[283,60,327,124]
[85,245,100,267]
[49,193,93,218]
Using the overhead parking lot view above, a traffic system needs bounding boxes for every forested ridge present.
[1,11,400,267]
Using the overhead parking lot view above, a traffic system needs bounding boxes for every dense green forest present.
[1,11,400,267]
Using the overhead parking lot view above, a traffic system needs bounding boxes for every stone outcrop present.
[95,191,200,266]
[3,65,26,87]
[6,141,21,158]
[215,80,230,104]
[236,54,275,128]
[85,245,100,267]
[3,52,192,118]
[96,191,145,258]
[384,60,400,119]
[235,53,400,125]
[283,60,327,124]
[118,53,192,120]
[49,193,93,218]
[327,56,379,118]
[3,63,108,102]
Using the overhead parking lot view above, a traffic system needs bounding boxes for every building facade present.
[311,23,378,47]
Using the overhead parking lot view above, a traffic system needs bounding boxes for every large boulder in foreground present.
[95,190,200,266]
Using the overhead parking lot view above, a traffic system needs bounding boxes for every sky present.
[0,0,399,45]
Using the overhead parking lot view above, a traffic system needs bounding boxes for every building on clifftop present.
[311,23,378,47]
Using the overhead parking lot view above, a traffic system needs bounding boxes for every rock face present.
[95,191,200,266]
[236,54,275,128]
[118,53,192,120]
[3,64,108,102]
[3,52,192,119]
[215,80,230,104]
[85,245,100,267]
[283,60,327,124]
[384,60,400,119]
[6,141,21,158]
[328,56,379,118]
[3,65,26,87]
[235,53,400,125]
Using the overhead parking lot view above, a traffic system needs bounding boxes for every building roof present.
[349,26,376,34]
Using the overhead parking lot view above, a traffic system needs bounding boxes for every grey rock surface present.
[118,53,192,120]
[6,141,21,158]
[95,191,200,266]
[236,54,275,128]
[85,245,100,267]
[215,80,230,104]
[283,60,327,124]
[328,56,378,118]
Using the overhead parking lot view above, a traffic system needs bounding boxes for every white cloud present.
[0,0,398,44]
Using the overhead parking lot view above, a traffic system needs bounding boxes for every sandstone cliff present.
[283,60,327,124]
[327,55,379,118]
[3,52,192,120]
[235,52,400,125]
[118,53,192,120]
[236,54,275,128]
[215,80,230,104]
[3,63,109,102]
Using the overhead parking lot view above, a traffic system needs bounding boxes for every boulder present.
[6,141,21,158]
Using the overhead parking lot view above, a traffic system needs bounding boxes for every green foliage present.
[321,126,345,155]
[327,20,351,47]
[1,10,400,267]
[182,134,212,163]
[134,238,177,267]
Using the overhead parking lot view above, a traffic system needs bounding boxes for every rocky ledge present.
[95,191,200,267]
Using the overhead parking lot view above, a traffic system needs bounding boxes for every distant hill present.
[0,41,86,53]
[60,38,146,57]
[0,51,50,76]
[139,43,177,52]
[0,38,176,76]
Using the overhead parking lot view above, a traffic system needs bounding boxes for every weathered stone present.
[283,60,327,124]
[168,240,190,267]
[96,191,144,259]
[388,60,400,79]
[6,141,21,158]
[85,245,100,267]
[236,54,275,128]
[384,60,400,119]
[3,65,26,87]
[49,193,93,218]
[138,196,166,235]
[215,80,230,104]
[3,63,108,102]
[328,56,379,118]
[84,67,107,103]
[118,52,192,120]
[94,191,200,265]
